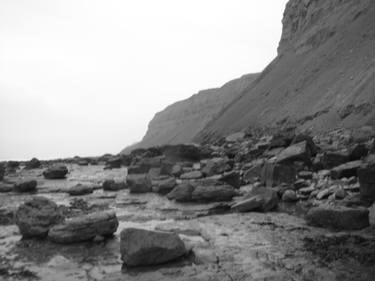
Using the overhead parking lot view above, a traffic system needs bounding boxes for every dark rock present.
[268,128,295,149]
[102,180,127,191]
[180,171,203,180]
[25,158,41,169]
[161,144,210,162]
[7,161,20,169]
[291,134,318,156]
[120,228,187,267]
[77,159,89,166]
[232,187,278,212]
[0,208,15,225]
[349,144,369,161]
[0,164,4,181]
[294,179,309,190]
[330,160,362,179]
[105,156,122,169]
[201,158,231,177]
[15,197,63,238]
[191,184,236,202]
[0,183,13,193]
[306,206,369,230]
[48,211,118,243]
[43,165,68,179]
[151,177,176,194]
[261,162,296,187]
[167,183,195,202]
[68,184,94,196]
[358,156,375,202]
[127,174,152,193]
[220,171,241,189]
[298,171,313,180]
[318,151,350,170]
[13,180,37,193]
[282,190,298,202]
[276,141,311,165]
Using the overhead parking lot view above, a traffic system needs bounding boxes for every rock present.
[25,158,41,169]
[225,132,245,143]
[13,180,37,193]
[330,160,362,179]
[316,188,332,200]
[43,165,68,179]
[0,208,15,225]
[319,151,350,169]
[191,184,236,202]
[171,164,183,177]
[276,141,311,165]
[349,144,369,161]
[67,184,94,196]
[294,179,309,189]
[243,161,264,184]
[102,180,127,191]
[291,134,318,156]
[358,156,375,202]
[77,159,89,166]
[15,197,63,238]
[335,188,347,199]
[201,158,231,177]
[232,187,278,212]
[48,211,118,243]
[220,170,241,189]
[261,162,296,187]
[0,164,5,180]
[120,228,187,267]
[299,185,315,196]
[161,144,210,162]
[180,171,203,180]
[298,171,313,180]
[127,174,152,193]
[167,183,195,202]
[282,190,298,202]
[7,161,20,169]
[0,183,13,193]
[306,206,369,230]
[151,177,176,194]
[105,156,122,169]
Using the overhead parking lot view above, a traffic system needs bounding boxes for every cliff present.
[197,0,375,142]
[121,74,259,153]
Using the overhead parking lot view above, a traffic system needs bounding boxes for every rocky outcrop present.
[43,165,68,179]
[121,74,259,153]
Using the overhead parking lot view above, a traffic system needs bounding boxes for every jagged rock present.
[191,184,236,202]
[102,180,127,191]
[232,187,278,212]
[268,128,295,149]
[120,228,187,267]
[13,180,37,193]
[15,197,63,238]
[48,211,118,243]
[0,183,13,193]
[282,190,298,202]
[151,177,176,194]
[68,184,94,196]
[306,206,369,230]
[201,158,231,177]
[358,156,375,202]
[104,156,122,169]
[349,144,369,161]
[243,161,264,184]
[291,135,318,156]
[225,132,245,143]
[167,183,195,202]
[276,141,311,165]
[261,162,296,187]
[25,158,41,169]
[43,165,68,179]
[220,171,241,189]
[317,151,350,170]
[180,171,203,180]
[330,160,362,179]
[127,174,152,193]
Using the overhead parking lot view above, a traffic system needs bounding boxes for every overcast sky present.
[0,0,288,160]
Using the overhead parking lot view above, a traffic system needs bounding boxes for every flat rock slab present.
[48,210,118,243]
[120,228,187,267]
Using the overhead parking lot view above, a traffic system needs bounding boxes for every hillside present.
[196,0,375,142]
[121,73,258,153]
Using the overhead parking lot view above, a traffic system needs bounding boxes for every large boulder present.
[120,228,187,267]
[276,141,311,165]
[67,184,94,196]
[358,156,375,202]
[191,184,236,202]
[25,158,41,169]
[48,211,118,243]
[306,206,369,230]
[127,174,152,193]
[128,156,165,174]
[330,160,362,179]
[261,162,296,187]
[151,177,176,194]
[15,197,63,238]
[43,165,68,179]
[167,183,195,202]
[231,187,278,212]
[13,180,37,193]
[201,158,231,177]
[317,151,350,170]
[102,180,127,191]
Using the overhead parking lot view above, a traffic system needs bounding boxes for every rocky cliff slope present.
[197,0,375,142]
[121,74,258,153]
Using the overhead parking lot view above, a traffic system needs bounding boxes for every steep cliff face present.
[197,0,375,142]
[121,74,258,153]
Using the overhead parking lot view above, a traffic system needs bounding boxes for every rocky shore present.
[1,126,375,280]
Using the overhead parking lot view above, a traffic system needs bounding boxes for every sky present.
[0,0,288,160]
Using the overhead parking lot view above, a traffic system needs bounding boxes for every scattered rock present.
[120,228,187,267]
[48,211,118,243]
[67,184,94,196]
[104,156,122,169]
[180,171,203,180]
[201,158,231,177]
[25,158,41,169]
[43,165,68,179]
[167,183,195,202]
[13,180,37,193]
[191,184,236,202]
[102,180,127,191]
[127,174,152,193]
[306,206,369,230]
[232,187,278,212]
[151,177,176,194]
[15,197,63,238]
[330,160,362,179]
[276,141,311,165]
[261,162,296,187]
[282,190,298,202]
